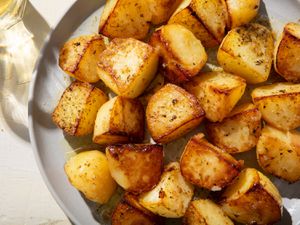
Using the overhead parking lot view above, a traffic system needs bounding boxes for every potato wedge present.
[257,125,300,182]
[217,23,274,84]
[52,81,108,136]
[97,38,159,98]
[220,168,282,225]
[146,84,205,144]
[183,199,234,225]
[139,162,194,218]
[106,144,164,193]
[180,133,243,191]
[251,82,300,130]
[59,34,106,83]
[93,96,144,145]
[150,24,207,84]
[184,71,246,122]
[98,0,151,40]
[206,103,262,154]
[274,22,300,82]
[64,150,117,204]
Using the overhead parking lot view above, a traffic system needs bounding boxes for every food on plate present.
[251,82,300,131]
[220,168,282,225]
[106,144,164,193]
[97,38,159,98]
[150,24,207,84]
[59,34,106,83]
[98,0,151,40]
[146,83,205,144]
[52,81,108,136]
[274,22,300,82]
[183,199,234,225]
[217,23,274,84]
[183,71,246,122]
[180,133,243,191]
[139,162,194,218]
[206,103,262,154]
[257,125,300,183]
[64,150,117,204]
[93,96,144,145]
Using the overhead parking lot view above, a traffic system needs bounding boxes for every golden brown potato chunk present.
[97,38,159,98]
[106,144,164,193]
[218,23,274,84]
[52,81,108,136]
[146,84,205,144]
[150,24,207,84]
[59,34,106,83]
[251,82,300,130]
[93,96,144,145]
[257,125,300,183]
[183,199,234,225]
[274,22,300,82]
[180,133,243,191]
[98,0,152,40]
[206,103,262,154]
[220,168,282,225]
[184,71,246,122]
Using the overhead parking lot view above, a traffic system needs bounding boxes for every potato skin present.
[52,81,108,136]
[64,150,117,204]
[106,144,164,193]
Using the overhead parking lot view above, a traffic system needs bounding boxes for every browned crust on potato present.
[253,91,300,101]
[98,0,119,34]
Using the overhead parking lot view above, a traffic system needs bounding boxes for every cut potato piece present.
[139,162,194,218]
[64,150,117,204]
[184,71,246,122]
[252,82,300,130]
[98,0,151,40]
[206,103,262,154]
[106,144,164,193]
[274,22,300,82]
[183,199,234,225]
[218,23,274,84]
[257,125,300,182]
[150,24,207,84]
[146,84,205,144]
[93,96,144,145]
[220,168,282,225]
[52,81,108,136]
[180,133,243,191]
[97,38,158,98]
[59,34,106,83]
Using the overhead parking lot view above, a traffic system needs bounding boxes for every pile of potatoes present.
[52,0,300,224]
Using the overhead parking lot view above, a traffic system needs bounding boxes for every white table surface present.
[0,1,76,224]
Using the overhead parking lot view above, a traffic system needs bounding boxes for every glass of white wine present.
[0,0,27,29]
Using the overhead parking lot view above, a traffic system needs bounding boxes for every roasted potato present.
[106,144,164,193]
[184,71,246,122]
[139,162,194,218]
[251,82,300,130]
[217,23,274,84]
[225,0,260,29]
[180,133,243,191]
[97,38,159,98]
[206,103,262,154]
[150,24,207,84]
[146,83,205,144]
[64,150,117,204]
[52,81,108,136]
[59,34,106,83]
[183,199,234,225]
[220,168,282,225]
[93,96,144,145]
[274,22,300,82]
[98,0,151,40]
[257,125,300,182]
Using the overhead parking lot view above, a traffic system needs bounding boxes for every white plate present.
[28,0,300,224]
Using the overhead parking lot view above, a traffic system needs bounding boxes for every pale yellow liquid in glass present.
[0,0,12,15]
